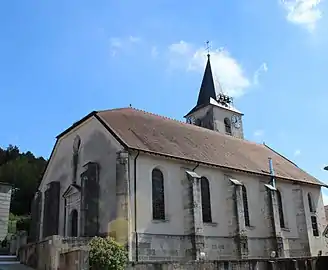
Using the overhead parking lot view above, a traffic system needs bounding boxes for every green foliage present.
[0,145,47,216]
[16,215,31,232]
[88,237,128,270]
[8,213,31,233]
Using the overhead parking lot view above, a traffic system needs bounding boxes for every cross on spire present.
[205,40,211,57]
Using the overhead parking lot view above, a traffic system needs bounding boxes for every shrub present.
[88,236,128,270]
[16,216,31,232]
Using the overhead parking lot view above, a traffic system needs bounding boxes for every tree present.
[0,145,47,216]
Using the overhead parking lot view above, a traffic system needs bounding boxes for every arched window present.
[201,177,212,223]
[308,193,315,213]
[224,118,232,135]
[70,209,78,237]
[242,185,250,227]
[311,216,319,236]
[276,190,285,228]
[152,168,165,220]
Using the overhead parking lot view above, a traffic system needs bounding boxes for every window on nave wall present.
[276,190,285,228]
[242,185,250,227]
[201,177,212,223]
[152,168,165,220]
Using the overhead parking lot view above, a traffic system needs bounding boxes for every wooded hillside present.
[0,145,47,216]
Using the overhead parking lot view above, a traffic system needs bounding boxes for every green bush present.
[16,216,31,232]
[88,236,128,270]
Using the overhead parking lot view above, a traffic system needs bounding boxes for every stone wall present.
[128,257,327,270]
[133,233,318,262]
[18,235,328,270]
[18,235,90,270]
[59,248,89,270]
[9,230,27,256]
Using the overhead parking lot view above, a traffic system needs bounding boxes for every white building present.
[0,182,12,241]
[31,55,328,261]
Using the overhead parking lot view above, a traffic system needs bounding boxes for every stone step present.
[0,255,18,262]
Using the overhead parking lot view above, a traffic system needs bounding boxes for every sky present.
[1,0,328,202]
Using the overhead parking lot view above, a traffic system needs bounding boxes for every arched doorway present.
[70,209,78,237]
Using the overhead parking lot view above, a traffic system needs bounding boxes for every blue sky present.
[1,0,328,201]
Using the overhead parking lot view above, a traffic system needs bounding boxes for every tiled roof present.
[96,108,325,186]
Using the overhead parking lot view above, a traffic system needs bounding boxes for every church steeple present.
[184,48,244,139]
[185,54,216,117]
[196,54,216,107]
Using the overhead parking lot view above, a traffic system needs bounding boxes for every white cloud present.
[280,0,322,31]
[294,149,301,156]
[151,46,159,58]
[254,129,265,137]
[168,41,267,98]
[110,38,122,49]
[129,36,141,43]
[168,41,193,55]
[253,63,268,86]
[109,36,142,56]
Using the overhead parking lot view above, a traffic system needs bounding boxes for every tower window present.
[201,177,212,223]
[308,193,315,213]
[311,216,319,236]
[152,168,165,220]
[276,190,285,228]
[224,118,232,135]
[242,185,250,227]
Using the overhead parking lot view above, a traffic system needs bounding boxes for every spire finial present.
[205,40,211,58]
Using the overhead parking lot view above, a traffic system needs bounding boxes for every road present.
[0,263,34,270]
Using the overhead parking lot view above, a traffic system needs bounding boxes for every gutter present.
[128,147,328,188]
[133,150,140,262]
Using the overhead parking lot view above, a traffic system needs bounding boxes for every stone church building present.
[31,55,328,261]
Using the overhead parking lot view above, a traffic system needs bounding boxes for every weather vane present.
[205,40,211,55]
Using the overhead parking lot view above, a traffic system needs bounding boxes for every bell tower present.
[184,53,244,139]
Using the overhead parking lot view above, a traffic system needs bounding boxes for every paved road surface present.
[0,263,34,270]
[0,255,33,270]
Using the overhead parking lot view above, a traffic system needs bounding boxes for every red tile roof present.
[96,108,324,186]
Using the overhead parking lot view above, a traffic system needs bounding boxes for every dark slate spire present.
[185,54,216,117]
[196,54,216,107]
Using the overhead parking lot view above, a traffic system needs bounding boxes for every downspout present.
[134,151,140,262]
[268,158,276,188]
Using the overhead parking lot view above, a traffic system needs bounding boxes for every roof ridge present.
[97,107,131,113]
[127,107,184,122]
[100,107,267,147]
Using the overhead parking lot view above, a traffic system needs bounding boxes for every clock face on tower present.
[231,115,241,129]
[187,116,195,125]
